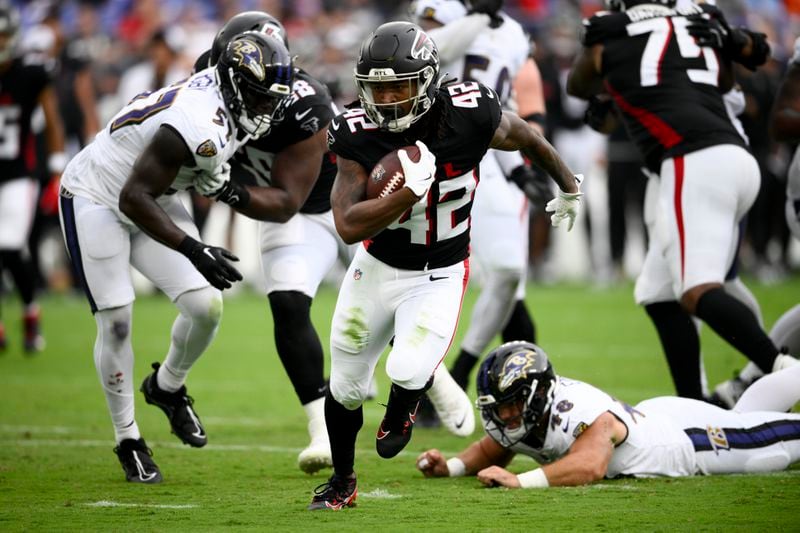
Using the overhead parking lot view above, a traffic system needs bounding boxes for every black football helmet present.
[476,341,557,447]
[210,11,288,67]
[355,21,440,132]
[215,31,293,138]
[0,0,20,64]
[605,0,676,10]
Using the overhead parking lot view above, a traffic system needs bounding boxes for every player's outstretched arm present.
[417,436,514,478]
[330,153,427,244]
[478,411,627,489]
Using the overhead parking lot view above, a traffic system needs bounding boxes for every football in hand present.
[365,145,420,200]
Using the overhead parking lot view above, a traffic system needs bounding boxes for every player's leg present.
[311,248,394,510]
[382,260,471,454]
[0,177,44,352]
[131,198,218,448]
[60,194,160,482]
[260,213,339,473]
[663,148,780,375]
[636,176,704,399]
[687,405,800,475]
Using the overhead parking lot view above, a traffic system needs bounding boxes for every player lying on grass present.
[417,341,800,488]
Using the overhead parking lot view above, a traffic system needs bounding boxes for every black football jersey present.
[328,81,502,270]
[231,69,336,214]
[0,56,53,183]
[583,4,745,171]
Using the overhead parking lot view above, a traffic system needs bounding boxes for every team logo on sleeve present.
[573,422,589,439]
[300,116,320,133]
[196,139,218,157]
[706,426,730,454]
[231,40,265,81]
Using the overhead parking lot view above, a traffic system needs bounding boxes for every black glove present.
[214,179,250,209]
[508,164,555,211]
[177,236,243,290]
[686,14,730,50]
[584,94,617,134]
[467,0,503,28]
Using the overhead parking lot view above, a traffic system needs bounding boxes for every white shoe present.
[427,366,475,437]
[710,376,749,409]
[772,353,799,373]
[298,440,332,474]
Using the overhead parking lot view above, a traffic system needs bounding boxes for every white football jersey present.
[63,67,242,219]
[485,377,697,478]
[433,12,529,107]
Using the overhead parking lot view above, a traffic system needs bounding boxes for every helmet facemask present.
[355,65,436,132]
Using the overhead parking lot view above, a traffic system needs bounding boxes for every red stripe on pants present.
[673,157,686,281]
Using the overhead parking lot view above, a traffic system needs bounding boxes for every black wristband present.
[177,235,202,257]
[217,180,251,209]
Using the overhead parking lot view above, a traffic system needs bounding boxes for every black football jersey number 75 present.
[329,81,502,270]
[584,5,745,171]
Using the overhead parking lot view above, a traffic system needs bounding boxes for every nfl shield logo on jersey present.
[353,268,362,281]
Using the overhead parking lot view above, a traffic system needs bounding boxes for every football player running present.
[58,31,293,483]
[0,1,65,353]
[193,11,354,475]
[308,21,581,510]
[566,0,795,395]
[417,341,800,487]
[410,0,553,424]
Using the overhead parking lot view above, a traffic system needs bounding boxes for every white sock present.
[94,305,141,443]
[158,287,222,392]
[303,397,328,445]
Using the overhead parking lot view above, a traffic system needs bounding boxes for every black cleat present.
[114,438,162,484]
[140,362,207,447]
[308,473,357,510]
[376,401,419,459]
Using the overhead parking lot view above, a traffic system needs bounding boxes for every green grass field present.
[1,278,799,531]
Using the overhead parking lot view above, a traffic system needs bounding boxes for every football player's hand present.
[400,140,436,199]
[416,449,449,478]
[545,174,584,231]
[508,164,554,210]
[177,235,243,290]
[584,94,617,134]
[39,174,61,216]
[477,466,521,488]
[686,14,729,50]
[195,162,231,196]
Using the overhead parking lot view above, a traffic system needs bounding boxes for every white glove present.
[399,140,436,198]
[545,174,583,231]
[195,162,231,197]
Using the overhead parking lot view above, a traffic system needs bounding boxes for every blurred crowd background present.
[9,0,800,296]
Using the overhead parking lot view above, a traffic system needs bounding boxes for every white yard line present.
[85,501,197,509]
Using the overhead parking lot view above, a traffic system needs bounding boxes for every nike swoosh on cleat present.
[454,414,466,429]
[429,275,447,282]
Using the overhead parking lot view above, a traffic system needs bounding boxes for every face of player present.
[368,79,416,115]
[496,400,525,430]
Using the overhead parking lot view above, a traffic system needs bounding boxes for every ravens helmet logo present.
[498,350,538,392]
[231,40,265,81]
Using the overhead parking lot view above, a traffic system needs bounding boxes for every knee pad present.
[329,378,368,410]
[176,287,223,327]
[95,305,133,347]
